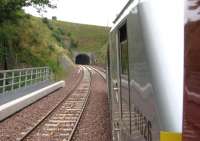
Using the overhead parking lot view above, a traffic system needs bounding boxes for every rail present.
[0,67,52,94]
[18,66,87,141]
[87,66,106,80]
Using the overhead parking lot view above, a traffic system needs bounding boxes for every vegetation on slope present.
[0,14,74,80]
[0,0,55,23]
[0,0,109,80]
[51,20,110,64]
[0,14,109,78]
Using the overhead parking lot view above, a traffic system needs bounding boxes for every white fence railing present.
[0,67,52,94]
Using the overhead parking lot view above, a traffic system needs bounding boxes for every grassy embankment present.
[51,20,109,65]
[0,15,109,80]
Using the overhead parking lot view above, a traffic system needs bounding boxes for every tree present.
[0,0,57,69]
[0,0,57,23]
[52,16,57,20]
[0,23,19,69]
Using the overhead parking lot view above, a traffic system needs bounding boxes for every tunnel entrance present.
[75,54,90,65]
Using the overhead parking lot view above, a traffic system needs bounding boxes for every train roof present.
[113,0,134,24]
[111,0,139,31]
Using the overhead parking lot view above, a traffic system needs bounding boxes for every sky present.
[25,0,129,26]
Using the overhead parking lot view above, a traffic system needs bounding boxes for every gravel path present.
[72,70,112,141]
[0,67,83,141]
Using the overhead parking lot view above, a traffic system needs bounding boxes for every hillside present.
[51,20,109,64]
[0,14,109,80]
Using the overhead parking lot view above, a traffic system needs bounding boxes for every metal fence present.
[0,67,51,94]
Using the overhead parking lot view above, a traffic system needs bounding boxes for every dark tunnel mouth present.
[75,54,90,65]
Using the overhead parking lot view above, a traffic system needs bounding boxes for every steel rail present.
[18,66,84,141]
[87,66,106,80]
[67,65,93,141]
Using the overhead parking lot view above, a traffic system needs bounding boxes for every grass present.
[0,14,109,80]
[51,20,110,63]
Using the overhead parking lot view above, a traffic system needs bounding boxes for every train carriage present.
[107,0,190,140]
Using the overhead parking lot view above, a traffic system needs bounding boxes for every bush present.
[69,39,78,48]
[57,27,65,35]
[52,31,62,42]
[25,14,31,19]
[42,17,48,24]
[52,28,66,48]
[42,17,54,30]
[31,32,40,44]
[48,44,55,51]
[67,32,71,37]
[52,16,57,20]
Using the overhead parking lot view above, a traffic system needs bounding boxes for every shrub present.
[48,44,55,51]
[67,32,71,37]
[42,17,54,30]
[69,39,78,48]
[52,16,57,20]
[57,27,65,35]
[52,31,62,42]
[42,17,48,24]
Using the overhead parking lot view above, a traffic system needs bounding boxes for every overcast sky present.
[25,0,129,26]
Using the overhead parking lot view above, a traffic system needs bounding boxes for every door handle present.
[114,87,119,91]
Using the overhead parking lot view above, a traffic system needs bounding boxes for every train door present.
[118,22,131,140]
[109,31,122,141]
[127,7,160,141]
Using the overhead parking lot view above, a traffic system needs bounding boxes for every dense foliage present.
[0,0,57,69]
[0,0,108,77]
[0,0,56,23]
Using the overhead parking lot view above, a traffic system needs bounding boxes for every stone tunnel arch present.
[75,54,90,65]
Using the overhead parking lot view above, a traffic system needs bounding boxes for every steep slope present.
[0,15,74,80]
[51,20,110,64]
[0,15,109,80]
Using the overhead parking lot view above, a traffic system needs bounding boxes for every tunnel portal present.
[75,54,90,65]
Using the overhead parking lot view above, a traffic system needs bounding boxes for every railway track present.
[17,66,92,141]
[70,65,111,141]
[86,66,106,80]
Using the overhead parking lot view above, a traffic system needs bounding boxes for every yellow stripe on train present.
[160,131,182,141]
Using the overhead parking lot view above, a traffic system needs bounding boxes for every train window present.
[119,23,129,75]
[119,24,127,42]
[118,22,131,137]
[121,41,128,75]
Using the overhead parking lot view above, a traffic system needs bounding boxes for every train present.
[107,0,200,141]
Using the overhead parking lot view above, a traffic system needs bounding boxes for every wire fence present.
[0,67,52,94]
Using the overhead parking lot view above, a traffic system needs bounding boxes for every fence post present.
[3,72,6,94]
[30,69,33,85]
[40,68,42,81]
[36,69,38,82]
[11,71,14,91]
[46,67,48,81]
[19,71,21,89]
[25,70,28,88]
[42,68,44,81]
[48,67,51,81]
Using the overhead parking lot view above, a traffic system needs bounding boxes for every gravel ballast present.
[0,67,83,141]
[72,71,112,141]
[0,67,112,141]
